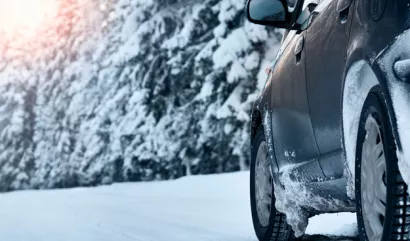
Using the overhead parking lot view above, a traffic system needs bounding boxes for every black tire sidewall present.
[250,126,276,241]
[355,87,397,241]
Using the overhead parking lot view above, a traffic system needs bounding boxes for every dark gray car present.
[246,0,410,240]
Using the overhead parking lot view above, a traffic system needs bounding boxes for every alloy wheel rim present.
[255,141,272,227]
[361,115,387,241]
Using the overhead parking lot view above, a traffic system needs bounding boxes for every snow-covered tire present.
[250,125,295,241]
[355,87,410,241]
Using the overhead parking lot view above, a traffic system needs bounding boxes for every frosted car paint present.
[251,0,410,208]
[269,31,321,172]
[305,0,352,178]
[341,0,410,198]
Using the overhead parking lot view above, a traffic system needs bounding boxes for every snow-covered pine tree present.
[0,0,282,191]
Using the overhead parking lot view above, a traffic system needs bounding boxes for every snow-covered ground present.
[0,171,357,241]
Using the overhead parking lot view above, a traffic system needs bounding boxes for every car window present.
[303,0,321,9]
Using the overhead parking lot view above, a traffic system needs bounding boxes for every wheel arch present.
[251,108,263,144]
[341,59,379,199]
[250,97,280,172]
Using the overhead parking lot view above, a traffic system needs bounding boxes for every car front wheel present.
[355,88,410,241]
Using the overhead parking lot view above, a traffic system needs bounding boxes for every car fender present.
[250,71,280,172]
[341,29,410,199]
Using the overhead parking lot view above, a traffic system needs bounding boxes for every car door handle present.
[337,0,353,23]
[295,36,304,64]
[339,7,349,23]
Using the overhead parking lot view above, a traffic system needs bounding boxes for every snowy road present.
[0,172,358,241]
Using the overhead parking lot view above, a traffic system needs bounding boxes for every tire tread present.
[393,166,410,240]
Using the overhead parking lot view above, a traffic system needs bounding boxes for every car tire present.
[355,87,410,241]
[250,125,295,241]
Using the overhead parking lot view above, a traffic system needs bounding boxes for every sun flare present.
[0,0,58,37]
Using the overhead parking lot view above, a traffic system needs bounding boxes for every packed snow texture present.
[274,164,355,237]
[0,171,358,241]
[377,29,410,195]
[342,61,378,199]
[0,0,283,191]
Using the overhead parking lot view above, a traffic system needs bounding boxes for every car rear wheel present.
[355,88,410,241]
[250,125,295,241]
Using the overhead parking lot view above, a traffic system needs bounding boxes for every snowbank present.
[0,171,357,241]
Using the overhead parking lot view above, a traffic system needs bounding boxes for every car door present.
[269,11,322,179]
[305,0,354,177]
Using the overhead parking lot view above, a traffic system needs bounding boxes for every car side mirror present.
[246,0,302,30]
